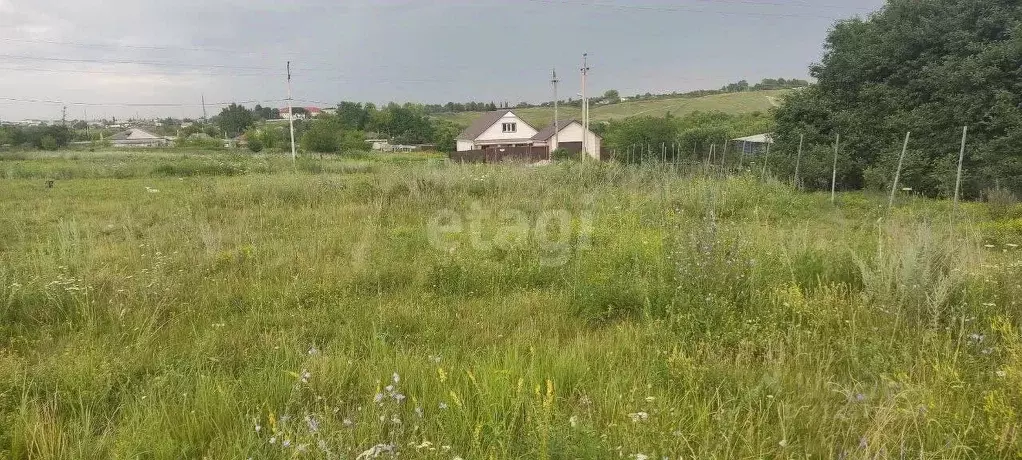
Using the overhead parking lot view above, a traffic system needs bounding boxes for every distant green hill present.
[433,89,791,128]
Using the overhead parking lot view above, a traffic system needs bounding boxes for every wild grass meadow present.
[1,151,1021,459]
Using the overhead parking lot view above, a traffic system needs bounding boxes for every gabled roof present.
[532,119,583,141]
[109,128,163,141]
[457,110,514,140]
[732,133,773,144]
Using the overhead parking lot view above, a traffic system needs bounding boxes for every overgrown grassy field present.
[2,151,1022,458]
[434,90,788,128]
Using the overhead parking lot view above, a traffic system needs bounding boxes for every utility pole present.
[201,94,207,124]
[952,126,968,220]
[551,68,559,161]
[61,106,66,127]
[888,132,911,211]
[580,53,590,160]
[287,61,297,167]
[831,133,840,204]
[84,108,90,139]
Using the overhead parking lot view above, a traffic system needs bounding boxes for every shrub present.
[985,186,1020,220]
[39,136,57,151]
[338,130,369,153]
[552,148,573,161]
[247,138,264,153]
[300,122,339,153]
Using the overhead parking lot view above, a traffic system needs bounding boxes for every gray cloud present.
[0,0,884,121]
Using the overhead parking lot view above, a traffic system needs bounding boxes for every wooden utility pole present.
[831,134,840,204]
[760,137,771,181]
[888,132,911,211]
[719,139,729,169]
[793,134,804,189]
[952,126,968,219]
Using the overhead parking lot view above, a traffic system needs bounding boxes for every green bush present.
[39,136,57,151]
[338,130,369,153]
[551,148,573,161]
[247,138,264,153]
[300,123,338,153]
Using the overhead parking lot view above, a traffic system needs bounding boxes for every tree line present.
[771,0,1022,198]
[0,125,73,150]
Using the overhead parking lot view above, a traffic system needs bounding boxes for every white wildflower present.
[569,415,579,428]
[392,372,400,383]
[355,443,395,459]
[305,415,319,432]
[628,411,649,422]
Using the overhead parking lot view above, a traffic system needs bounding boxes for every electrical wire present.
[522,0,872,20]
[0,96,285,107]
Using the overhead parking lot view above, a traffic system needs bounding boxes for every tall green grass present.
[1,154,1021,458]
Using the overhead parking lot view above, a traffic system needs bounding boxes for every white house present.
[109,128,169,147]
[455,110,539,152]
[279,107,324,121]
[456,110,603,160]
[531,119,602,160]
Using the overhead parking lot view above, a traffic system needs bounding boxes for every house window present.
[502,122,517,133]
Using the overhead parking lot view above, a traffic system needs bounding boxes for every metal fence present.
[449,146,549,163]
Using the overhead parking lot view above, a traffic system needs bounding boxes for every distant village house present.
[455,110,602,161]
[109,128,169,147]
[278,107,324,121]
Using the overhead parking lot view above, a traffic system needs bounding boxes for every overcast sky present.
[0,0,885,121]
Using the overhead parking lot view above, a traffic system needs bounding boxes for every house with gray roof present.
[456,110,602,160]
[455,110,539,152]
[531,119,601,160]
[109,128,169,147]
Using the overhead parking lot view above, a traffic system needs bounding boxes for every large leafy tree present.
[216,103,255,137]
[773,0,1022,196]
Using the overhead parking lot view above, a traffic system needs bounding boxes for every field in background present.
[2,151,1022,458]
[433,89,789,128]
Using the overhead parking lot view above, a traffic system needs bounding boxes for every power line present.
[0,54,489,79]
[0,37,248,54]
[0,65,274,78]
[522,0,873,20]
[0,96,285,108]
[0,53,281,71]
